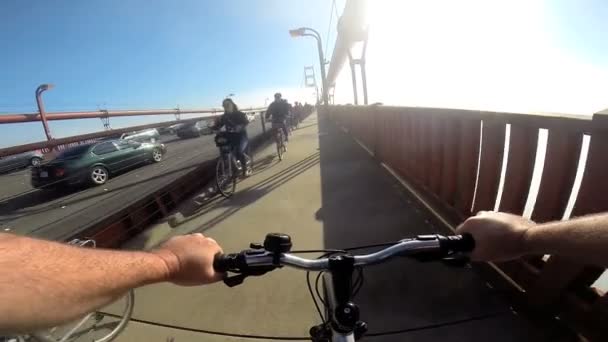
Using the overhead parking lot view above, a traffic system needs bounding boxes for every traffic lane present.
[4,136,216,238]
[0,168,31,200]
[3,121,265,239]
[0,134,187,201]
[0,134,204,221]
[0,121,264,226]
[0,119,262,200]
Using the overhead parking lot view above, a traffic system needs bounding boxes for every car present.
[176,120,214,138]
[0,150,45,174]
[246,112,256,122]
[164,123,183,135]
[31,140,166,188]
[156,126,173,135]
[120,128,160,143]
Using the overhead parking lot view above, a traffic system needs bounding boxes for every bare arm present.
[0,233,222,334]
[456,211,608,267]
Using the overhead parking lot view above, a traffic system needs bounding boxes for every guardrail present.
[0,107,266,124]
[0,109,265,157]
[329,104,607,340]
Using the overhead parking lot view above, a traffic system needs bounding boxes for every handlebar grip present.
[213,253,231,272]
[441,234,475,253]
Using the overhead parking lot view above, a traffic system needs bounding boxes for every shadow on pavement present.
[251,154,277,175]
[315,116,567,341]
[294,123,318,131]
[169,152,320,233]
[0,186,85,217]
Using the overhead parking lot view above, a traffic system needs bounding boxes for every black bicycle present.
[214,233,475,341]
[271,122,287,161]
[214,132,252,198]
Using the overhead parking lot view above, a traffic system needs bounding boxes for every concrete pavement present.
[99,113,565,341]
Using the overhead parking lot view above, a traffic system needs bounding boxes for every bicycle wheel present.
[244,146,253,176]
[276,132,283,161]
[216,155,236,198]
[29,290,134,342]
[281,131,287,153]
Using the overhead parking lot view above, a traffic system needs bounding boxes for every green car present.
[31,139,166,189]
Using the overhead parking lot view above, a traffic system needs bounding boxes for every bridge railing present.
[329,104,607,340]
[0,109,265,158]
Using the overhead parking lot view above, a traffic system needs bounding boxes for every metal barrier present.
[0,109,264,157]
[329,104,607,340]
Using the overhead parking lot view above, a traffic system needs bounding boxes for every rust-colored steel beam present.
[0,107,266,124]
[0,116,210,157]
[35,84,54,140]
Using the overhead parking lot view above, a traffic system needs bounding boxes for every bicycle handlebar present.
[214,234,474,276]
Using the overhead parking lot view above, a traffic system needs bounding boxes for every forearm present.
[525,213,608,266]
[0,233,170,333]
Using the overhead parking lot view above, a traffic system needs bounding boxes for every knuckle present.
[463,216,482,226]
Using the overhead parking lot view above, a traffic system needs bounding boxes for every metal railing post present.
[35,84,54,141]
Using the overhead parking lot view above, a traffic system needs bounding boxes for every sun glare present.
[334,0,607,115]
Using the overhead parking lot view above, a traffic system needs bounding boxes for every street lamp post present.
[35,84,54,141]
[289,27,328,107]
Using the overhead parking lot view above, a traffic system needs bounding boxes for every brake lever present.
[409,250,470,267]
[222,265,277,287]
[224,274,247,287]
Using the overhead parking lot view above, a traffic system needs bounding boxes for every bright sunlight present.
[334,0,607,115]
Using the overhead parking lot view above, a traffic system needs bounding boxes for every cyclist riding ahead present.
[265,92,290,142]
[212,98,251,177]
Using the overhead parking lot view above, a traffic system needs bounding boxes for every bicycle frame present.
[221,150,234,174]
[217,138,238,176]
[322,273,356,342]
[272,125,284,142]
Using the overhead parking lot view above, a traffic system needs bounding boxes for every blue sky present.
[0,0,342,146]
[2,0,607,148]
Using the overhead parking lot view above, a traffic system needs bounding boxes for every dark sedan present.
[176,120,214,138]
[0,150,45,174]
[31,140,166,189]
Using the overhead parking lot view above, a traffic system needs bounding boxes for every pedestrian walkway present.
[109,113,566,341]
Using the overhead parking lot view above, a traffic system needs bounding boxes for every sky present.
[1,0,607,148]
[332,0,607,115]
[0,0,341,147]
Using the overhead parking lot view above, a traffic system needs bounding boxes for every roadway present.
[0,119,265,240]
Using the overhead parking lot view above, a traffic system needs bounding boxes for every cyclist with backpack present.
[265,93,290,142]
[212,98,250,177]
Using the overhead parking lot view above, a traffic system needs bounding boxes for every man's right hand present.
[153,233,224,286]
[456,211,535,262]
